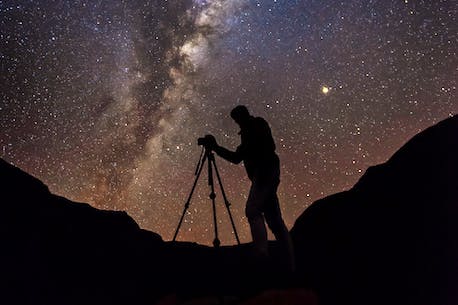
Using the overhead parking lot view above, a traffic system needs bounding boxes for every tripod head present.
[194,144,215,177]
[195,134,216,176]
[197,134,217,151]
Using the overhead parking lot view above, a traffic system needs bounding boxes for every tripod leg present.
[173,154,207,242]
[208,153,221,248]
[211,157,241,245]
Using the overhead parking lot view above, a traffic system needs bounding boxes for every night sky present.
[1,0,456,245]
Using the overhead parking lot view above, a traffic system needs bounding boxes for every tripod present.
[173,146,241,248]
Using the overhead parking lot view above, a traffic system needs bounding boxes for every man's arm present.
[213,145,243,164]
[205,134,243,164]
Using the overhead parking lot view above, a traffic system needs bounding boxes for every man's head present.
[230,105,251,127]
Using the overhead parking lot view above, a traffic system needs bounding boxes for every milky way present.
[1,0,456,245]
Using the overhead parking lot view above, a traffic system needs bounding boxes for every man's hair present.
[230,105,250,120]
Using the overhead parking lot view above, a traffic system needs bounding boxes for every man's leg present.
[246,183,269,257]
[264,194,296,272]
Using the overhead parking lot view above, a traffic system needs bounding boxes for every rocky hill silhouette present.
[291,115,458,305]
[1,115,457,305]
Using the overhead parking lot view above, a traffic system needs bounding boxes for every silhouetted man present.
[208,105,295,271]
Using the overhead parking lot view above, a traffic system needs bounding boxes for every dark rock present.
[291,115,458,305]
[0,159,163,305]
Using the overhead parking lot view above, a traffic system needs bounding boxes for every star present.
[321,86,330,95]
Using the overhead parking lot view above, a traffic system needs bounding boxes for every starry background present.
[1,0,456,245]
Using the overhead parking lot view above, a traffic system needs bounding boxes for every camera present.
[197,134,215,148]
